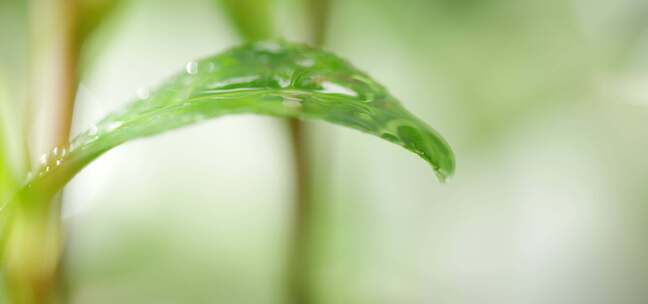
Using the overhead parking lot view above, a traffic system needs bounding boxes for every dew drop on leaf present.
[297,58,315,68]
[319,81,358,97]
[136,87,150,100]
[186,61,198,75]
[88,125,98,136]
[282,95,302,108]
[106,122,123,132]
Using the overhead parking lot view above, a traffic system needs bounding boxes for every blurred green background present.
[2,0,648,303]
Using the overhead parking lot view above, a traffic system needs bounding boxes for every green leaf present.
[17,40,455,202]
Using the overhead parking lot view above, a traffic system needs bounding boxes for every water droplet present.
[39,154,48,164]
[106,121,123,132]
[88,125,98,136]
[186,61,198,75]
[356,112,371,121]
[52,147,59,156]
[276,77,291,88]
[45,166,50,173]
[136,87,150,100]
[206,62,218,72]
[319,81,358,97]
[255,41,281,53]
[282,95,302,108]
[207,75,260,89]
[60,148,67,157]
[297,58,315,68]
[55,160,61,167]
[381,133,399,143]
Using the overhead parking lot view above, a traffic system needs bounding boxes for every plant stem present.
[286,1,330,303]
[53,0,80,149]
[287,118,313,304]
[6,1,79,303]
[306,0,331,47]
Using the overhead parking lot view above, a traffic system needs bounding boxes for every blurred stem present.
[52,0,80,147]
[287,118,312,304]
[306,0,331,47]
[5,196,64,304]
[286,1,330,304]
[6,0,80,303]
[217,0,275,41]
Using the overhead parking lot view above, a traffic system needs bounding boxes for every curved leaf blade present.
[21,40,455,199]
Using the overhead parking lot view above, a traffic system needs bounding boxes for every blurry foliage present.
[77,0,125,48]
[76,0,128,75]
[216,0,275,41]
[0,72,17,302]
[330,0,648,148]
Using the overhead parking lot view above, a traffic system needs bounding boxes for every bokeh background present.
[2,0,648,303]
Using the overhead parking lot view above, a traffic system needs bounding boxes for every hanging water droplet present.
[60,148,67,157]
[136,87,150,100]
[186,61,198,75]
[55,160,61,167]
[45,166,50,173]
[52,147,59,156]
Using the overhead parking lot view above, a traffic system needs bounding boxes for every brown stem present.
[287,118,313,304]
[53,0,80,148]
[285,1,331,304]
[306,0,331,47]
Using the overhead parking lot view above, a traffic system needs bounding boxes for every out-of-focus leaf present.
[77,0,124,49]
[76,0,126,76]
[0,72,14,207]
[0,72,17,261]
[0,134,10,210]
[17,40,455,203]
[216,0,274,41]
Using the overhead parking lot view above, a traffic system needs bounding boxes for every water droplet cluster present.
[27,144,70,183]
